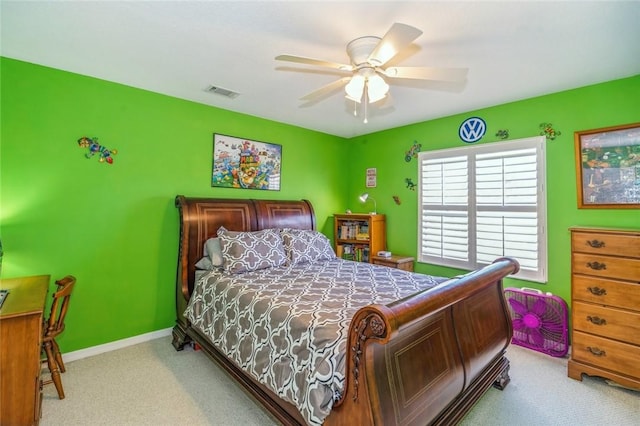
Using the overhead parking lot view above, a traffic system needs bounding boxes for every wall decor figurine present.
[540,123,561,140]
[404,140,422,162]
[405,178,416,190]
[77,136,117,164]
[496,129,509,140]
[393,195,401,205]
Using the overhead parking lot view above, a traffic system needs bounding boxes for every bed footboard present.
[326,257,519,425]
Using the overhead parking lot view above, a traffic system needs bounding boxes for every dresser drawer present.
[572,301,640,345]
[572,231,640,258]
[572,253,640,282]
[572,331,640,379]
[572,275,640,311]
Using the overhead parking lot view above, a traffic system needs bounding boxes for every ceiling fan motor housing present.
[346,36,382,66]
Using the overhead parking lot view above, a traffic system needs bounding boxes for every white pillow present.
[204,237,223,266]
[195,237,223,270]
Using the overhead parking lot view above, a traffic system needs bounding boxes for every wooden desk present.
[0,275,49,426]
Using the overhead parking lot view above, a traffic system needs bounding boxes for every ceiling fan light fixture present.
[345,74,365,101]
[367,74,389,103]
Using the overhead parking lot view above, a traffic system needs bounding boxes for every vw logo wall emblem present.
[459,117,487,143]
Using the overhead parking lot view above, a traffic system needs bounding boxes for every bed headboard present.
[174,195,316,306]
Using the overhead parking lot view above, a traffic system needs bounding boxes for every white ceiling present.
[2,1,639,138]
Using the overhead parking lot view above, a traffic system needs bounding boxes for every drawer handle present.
[587,286,607,296]
[586,261,607,270]
[586,315,607,326]
[586,239,606,248]
[586,346,606,357]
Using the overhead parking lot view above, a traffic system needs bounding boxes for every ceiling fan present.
[275,23,468,123]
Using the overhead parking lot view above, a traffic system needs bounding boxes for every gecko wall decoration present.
[77,136,118,164]
[404,140,422,162]
[539,123,561,140]
[405,178,416,190]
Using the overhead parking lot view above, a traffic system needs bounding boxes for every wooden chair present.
[41,275,76,399]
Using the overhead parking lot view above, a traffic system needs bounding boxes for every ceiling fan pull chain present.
[363,83,369,124]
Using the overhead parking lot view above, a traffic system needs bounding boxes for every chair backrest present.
[44,275,76,339]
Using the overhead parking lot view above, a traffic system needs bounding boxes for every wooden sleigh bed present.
[172,195,520,425]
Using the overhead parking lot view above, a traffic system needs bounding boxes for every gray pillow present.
[195,237,223,270]
[280,228,336,265]
[217,226,287,274]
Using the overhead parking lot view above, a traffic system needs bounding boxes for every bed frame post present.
[173,195,192,350]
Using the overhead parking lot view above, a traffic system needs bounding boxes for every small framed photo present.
[211,134,282,191]
[574,122,640,208]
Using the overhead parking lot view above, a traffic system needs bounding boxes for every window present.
[418,136,547,282]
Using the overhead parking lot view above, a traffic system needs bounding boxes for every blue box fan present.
[504,287,569,357]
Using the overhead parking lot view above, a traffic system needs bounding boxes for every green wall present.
[345,75,640,304]
[1,57,638,353]
[0,58,346,351]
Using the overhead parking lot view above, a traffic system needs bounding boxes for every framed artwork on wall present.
[211,133,282,191]
[574,122,640,208]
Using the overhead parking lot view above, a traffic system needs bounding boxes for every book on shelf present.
[339,220,370,240]
[338,244,369,262]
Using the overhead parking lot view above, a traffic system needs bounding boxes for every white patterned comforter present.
[184,258,445,425]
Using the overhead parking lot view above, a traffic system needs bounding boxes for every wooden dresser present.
[568,227,640,390]
[0,275,50,426]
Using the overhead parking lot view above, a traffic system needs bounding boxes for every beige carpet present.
[40,337,639,425]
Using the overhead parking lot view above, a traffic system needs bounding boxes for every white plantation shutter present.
[421,155,470,263]
[419,137,547,282]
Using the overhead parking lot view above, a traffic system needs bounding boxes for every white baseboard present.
[62,327,173,363]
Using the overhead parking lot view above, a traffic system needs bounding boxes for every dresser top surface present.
[570,226,640,235]
[0,275,49,319]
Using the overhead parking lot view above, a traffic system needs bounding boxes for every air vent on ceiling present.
[205,85,240,99]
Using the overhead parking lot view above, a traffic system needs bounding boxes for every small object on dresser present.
[377,251,392,258]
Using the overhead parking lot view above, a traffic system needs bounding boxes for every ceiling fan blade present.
[382,66,468,82]
[275,54,352,71]
[300,77,351,102]
[368,23,423,66]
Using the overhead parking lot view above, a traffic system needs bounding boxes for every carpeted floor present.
[40,337,639,425]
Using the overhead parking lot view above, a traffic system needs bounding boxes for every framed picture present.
[212,134,282,191]
[574,122,640,208]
